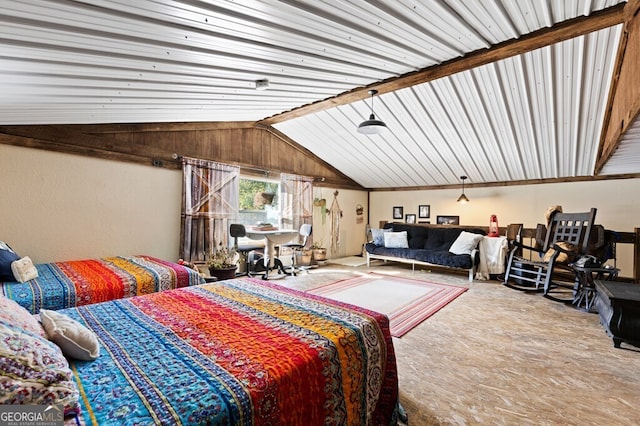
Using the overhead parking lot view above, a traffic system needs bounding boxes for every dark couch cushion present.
[367,224,485,271]
[388,223,428,249]
[413,250,473,269]
[424,227,485,251]
[365,244,473,269]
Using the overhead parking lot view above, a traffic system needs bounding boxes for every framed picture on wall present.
[436,215,459,225]
[393,206,404,220]
[418,205,430,218]
[405,214,416,224]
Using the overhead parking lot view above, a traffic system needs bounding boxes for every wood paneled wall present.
[597,0,640,172]
[0,122,363,189]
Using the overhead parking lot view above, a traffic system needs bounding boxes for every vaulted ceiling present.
[1,0,639,189]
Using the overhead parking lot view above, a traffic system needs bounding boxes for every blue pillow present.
[0,241,20,281]
[370,228,388,246]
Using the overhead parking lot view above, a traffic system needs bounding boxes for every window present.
[238,176,280,227]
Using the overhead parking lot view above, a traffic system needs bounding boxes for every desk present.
[571,265,619,312]
[245,229,298,279]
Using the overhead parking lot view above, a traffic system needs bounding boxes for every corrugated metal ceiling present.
[277,25,622,187]
[0,0,634,188]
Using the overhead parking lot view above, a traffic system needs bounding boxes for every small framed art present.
[393,206,404,220]
[405,214,416,224]
[436,215,459,225]
[418,205,430,218]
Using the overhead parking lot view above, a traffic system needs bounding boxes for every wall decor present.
[356,204,364,224]
[418,205,430,218]
[405,214,416,224]
[393,206,403,220]
[437,215,459,225]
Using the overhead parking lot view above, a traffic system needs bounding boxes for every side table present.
[571,265,618,312]
[594,280,640,348]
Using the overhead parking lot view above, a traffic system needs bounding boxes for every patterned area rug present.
[308,274,467,337]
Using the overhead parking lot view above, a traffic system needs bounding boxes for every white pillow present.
[384,231,409,249]
[449,231,484,255]
[40,309,100,361]
[11,256,39,283]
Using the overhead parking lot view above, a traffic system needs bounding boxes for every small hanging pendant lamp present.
[357,89,387,135]
[457,175,470,203]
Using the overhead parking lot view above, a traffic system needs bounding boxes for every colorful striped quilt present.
[1,255,204,314]
[64,278,399,425]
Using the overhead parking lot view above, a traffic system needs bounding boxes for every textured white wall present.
[311,187,368,258]
[0,144,182,263]
[3,143,639,275]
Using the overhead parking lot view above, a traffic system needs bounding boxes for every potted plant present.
[207,244,238,280]
[313,197,326,207]
[311,242,327,261]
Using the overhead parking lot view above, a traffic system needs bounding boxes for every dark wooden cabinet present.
[594,280,640,348]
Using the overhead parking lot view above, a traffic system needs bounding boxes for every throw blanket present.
[65,278,399,425]
[476,236,509,280]
[1,255,204,313]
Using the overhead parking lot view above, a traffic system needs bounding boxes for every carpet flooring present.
[327,256,368,267]
[308,273,467,337]
[274,263,640,425]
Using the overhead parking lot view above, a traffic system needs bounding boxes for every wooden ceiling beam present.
[64,121,257,134]
[595,0,640,174]
[258,3,625,126]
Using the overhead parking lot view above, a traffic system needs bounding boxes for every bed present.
[0,255,204,314]
[0,277,400,425]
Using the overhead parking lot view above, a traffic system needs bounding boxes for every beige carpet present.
[327,256,368,267]
[308,273,467,337]
[268,263,640,425]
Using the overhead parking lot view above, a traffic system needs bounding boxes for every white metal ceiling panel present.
[600,117,640,175]
[0,0,630,188]
[276,25,623,188]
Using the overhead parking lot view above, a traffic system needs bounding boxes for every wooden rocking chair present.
[503,208,597,302]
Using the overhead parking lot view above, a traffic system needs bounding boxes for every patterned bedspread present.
[64,278,399,425]
[1,255,204,313]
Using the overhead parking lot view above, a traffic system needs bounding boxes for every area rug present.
[308,274,467,337]
[328,256,368,267]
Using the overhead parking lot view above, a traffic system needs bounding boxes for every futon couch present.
[365,223,486,281]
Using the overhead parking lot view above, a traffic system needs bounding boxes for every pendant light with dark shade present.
[457,175,469,203]
[357,89,387,135]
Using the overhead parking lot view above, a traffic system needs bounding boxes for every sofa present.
[365,223,486,281]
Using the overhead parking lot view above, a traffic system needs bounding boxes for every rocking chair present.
[503,208,597,302]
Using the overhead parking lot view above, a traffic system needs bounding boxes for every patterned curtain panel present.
[180,157,239,263]
[280,173,313,246]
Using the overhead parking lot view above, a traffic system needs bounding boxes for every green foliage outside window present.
[239,178,278,210]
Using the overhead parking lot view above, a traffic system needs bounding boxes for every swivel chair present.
[279,224,312,276]
[229,224,264,276]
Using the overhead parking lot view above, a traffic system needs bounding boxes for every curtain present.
[280,173,313,246]
[180,157,239,262]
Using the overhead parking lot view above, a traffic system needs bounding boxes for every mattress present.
[63,277,399,425]
[1,255,204,313]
